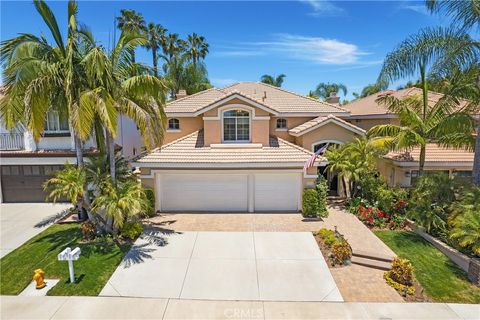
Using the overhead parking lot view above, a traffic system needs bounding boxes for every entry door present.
[254,173,300,211]
[159,173,248,212]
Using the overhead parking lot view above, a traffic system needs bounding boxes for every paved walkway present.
[100,231,342,302]
[2,296,479,319]
[0,203,71,258]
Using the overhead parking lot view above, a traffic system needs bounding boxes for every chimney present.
[326,92,340,105]
[175,89,187,100]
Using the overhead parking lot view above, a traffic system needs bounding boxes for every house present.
[133,82,366,212]
[342,87,477,187]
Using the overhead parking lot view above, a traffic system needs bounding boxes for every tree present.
[307,90,319,99]
[161,33,185,64]
[184,32,209,67]
[314,82,347,99]
[116,9,146,63]
[144,22,167,77]
[163,55,211,98]
[359,81,388,98]
[260,74,286,87]
[368,93,477,173]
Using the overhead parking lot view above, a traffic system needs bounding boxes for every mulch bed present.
[314,233,349,268]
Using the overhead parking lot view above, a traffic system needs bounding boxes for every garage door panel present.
[160,174,248,212]
[254,174,299,212]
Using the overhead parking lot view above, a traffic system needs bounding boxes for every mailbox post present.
[58,247,81,283]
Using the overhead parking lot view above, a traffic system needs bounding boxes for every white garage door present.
[160,173,248,211]
[254,173,300,211]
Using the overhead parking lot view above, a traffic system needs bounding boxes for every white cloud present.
[300,0,345,16]
[399,1,429,15]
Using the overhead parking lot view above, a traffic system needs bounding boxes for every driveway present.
[100,231,342,302]
[0,203,71,258]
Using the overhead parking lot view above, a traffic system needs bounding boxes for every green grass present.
[374,230,480,304]
[0,224,131,296]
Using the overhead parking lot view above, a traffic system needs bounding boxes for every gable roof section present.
[384,144,474,166]
[289,115,366,137]
[132,130,324,168]
[342,88,473,118]
[165,82,349,116]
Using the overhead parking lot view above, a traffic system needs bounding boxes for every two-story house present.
[133,82,367,212]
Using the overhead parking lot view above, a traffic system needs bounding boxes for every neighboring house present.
[133,82,366,213]
[342,88,476,187]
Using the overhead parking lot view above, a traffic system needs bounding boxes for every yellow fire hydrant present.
[33,269,46,289]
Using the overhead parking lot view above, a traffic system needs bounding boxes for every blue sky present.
[1,1,450,99]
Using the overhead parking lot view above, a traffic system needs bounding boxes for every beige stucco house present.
[133,82,365,212]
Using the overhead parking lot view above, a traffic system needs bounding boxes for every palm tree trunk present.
[106,130,116,181]
[74,134,84,166]
[419,144,426,175]
[153,47,158,77]
[341,176,348,198]
[420,63,428,120]
[473,122,480,186]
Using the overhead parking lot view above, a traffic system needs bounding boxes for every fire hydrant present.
[33,269,46,289]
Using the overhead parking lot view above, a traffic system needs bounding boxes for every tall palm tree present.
[314,82,347,99]
[185,32,209,67]
[359,81,388,98]
[161,33,185,64]
[144,22,167,77]
[0,0,110,167]
[116,9,146,63]
[260,74,286,87]
[163,55,211,98]
[426,0,480,185]
[367,93,477,173]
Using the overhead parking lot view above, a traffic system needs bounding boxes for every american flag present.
[303,144,327,171]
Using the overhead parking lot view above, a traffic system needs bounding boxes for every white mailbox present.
[58,247,81,283]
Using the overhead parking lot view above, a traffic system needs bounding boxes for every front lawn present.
[374,230,480,304]
[0,223,131,296]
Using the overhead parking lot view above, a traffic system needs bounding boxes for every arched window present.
[223,109,250,142]
[168,118,180,130]
[312,140,343,153]
[276,118,287,129]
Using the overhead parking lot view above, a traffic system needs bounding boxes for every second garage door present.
[157,172,301,212]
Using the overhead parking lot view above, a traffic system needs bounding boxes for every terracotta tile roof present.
[165,82,348,115]
[133,130,324,167]
[289,114,366,136]
[342,88,474,117]
[384,144,474,164]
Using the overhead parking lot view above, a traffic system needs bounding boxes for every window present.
[44,110,69,133]
[276,118,287,129]
[223,110,250,142]
[168,118,180,130]
[313,141,341,153]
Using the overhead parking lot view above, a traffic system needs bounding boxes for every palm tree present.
[314,82,347,99]
[116,9,146,63]
[359,82,387,98]
[324,145,350,197]
[425,1,480,185]
[260,74,286,87]
[163,55,211,98]
[185,32,209,67]
[161,33,185,64]
[307,90,319,100]
[368,93,477,173]
[0,0,104,167]
[144,22,167,77]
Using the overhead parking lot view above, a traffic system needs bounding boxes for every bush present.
[143,188,156,217]
[331,241,352,265]
[316,177,329,218]
[120,221,144,240]
[302,189,320,218]
[80,220,96,240]
[317,228,334,239]
[388,257,414,286]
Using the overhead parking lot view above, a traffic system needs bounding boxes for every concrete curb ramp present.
[1,296,479,319]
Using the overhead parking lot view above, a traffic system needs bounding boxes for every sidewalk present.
[2,296,478,319]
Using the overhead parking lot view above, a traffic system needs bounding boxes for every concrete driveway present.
[100,231,342,302]
[0,203,71,258]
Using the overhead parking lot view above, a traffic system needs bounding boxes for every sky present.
[1,0,452,99]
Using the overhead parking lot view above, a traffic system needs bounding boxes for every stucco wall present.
[164,117,203,144]
[296,122,360,151]
[269,117,315,142]
[346,118,400,131]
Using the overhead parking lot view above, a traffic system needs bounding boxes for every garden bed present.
[314,228,352,268]
[0,224,131,296]
[375,230,480,304]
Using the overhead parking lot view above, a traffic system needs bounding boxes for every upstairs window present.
[276,118,287,129]
[223,110,250,142]
[168,118,180,130]
[44,110,69,133]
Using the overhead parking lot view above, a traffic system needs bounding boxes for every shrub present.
[324,234,338,246]
[388,257,414,286]
[143,188,156,217]
[331,241,352,265]
[120,221,144,240]
[317,228,334,239]
[80,220,96,240]
[302,189,320,218]
[316,177,329,218]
